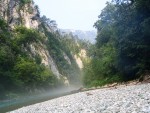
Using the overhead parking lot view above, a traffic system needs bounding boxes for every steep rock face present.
[63,52,71,65]
[0,0,40,29]
[30,43,62,79]
[28,35,70,84]
[74,55,83,69]
[74,49,87,69]
[0,0,72,85]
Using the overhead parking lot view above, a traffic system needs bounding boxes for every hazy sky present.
[34,0,109,31]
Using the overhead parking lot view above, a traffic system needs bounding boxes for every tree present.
[41,15,57,30]
[83,0,150,87]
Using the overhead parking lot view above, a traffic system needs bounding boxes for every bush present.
[14,26,45,46]
[20,0,31,5]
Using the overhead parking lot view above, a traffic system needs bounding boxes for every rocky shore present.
[9,83,150,113]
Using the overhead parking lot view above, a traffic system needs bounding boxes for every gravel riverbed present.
[9,83,150,113]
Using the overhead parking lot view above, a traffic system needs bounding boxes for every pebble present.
[9,83,150,113]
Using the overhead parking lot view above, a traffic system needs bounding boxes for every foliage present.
[14,57,57,90]
[41,24,81,85]
[40,15,57,30]
[14,26,45,46]
[83,0,150,86]
[0,20,59,99]
[20,0,31,5]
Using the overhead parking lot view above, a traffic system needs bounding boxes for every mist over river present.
[0,86,80,113]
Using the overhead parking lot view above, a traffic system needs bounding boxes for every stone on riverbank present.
[9,83,150,113]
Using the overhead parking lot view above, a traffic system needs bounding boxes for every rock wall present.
[74,49,87,69]
[30,43,62,79]
[0,0,40,29]
[0,0,71,85]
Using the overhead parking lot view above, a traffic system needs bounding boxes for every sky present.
[34,0,109,31]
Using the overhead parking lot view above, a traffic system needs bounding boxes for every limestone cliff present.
[0,0,40,29]
[0,0,81,86]
[74,49,87,69]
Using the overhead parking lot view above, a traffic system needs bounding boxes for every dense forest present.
[84,0,150,86]
[83,0,150,87]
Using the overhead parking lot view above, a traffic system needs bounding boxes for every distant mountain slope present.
[59,29,97,43]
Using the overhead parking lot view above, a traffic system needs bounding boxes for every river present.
[0,86,80,113]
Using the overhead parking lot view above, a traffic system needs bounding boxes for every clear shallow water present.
[0,87,79,113]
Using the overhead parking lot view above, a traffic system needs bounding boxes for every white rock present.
[9,83,150,113]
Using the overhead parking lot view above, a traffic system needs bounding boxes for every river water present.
[0,87,79,113]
